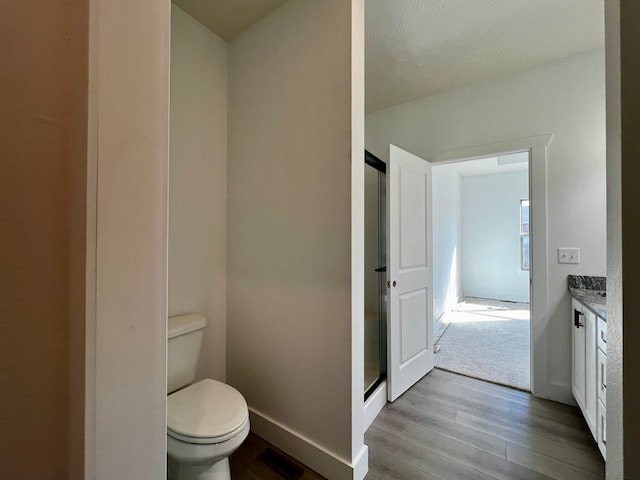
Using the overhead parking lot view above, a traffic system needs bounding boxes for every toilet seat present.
[167,378,249,445]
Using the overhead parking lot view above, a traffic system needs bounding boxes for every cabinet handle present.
[601,330,607,344]
[574,309,584,328]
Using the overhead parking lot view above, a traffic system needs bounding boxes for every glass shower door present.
[364,154,386,399]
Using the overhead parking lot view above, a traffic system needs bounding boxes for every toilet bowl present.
[167,314,250,480]
[167,378,249,480]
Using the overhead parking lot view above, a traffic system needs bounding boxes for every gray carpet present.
[434,297,530,391]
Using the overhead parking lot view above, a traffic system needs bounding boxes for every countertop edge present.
[569,287,607,321]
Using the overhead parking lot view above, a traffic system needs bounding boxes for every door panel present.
[388,145,434,401]
[400,288,428,362]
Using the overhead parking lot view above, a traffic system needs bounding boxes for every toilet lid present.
[167,379,248,442]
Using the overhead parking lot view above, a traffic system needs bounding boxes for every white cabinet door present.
[597,347,607,407]
[584,308,597,437]
[572,299,586,410]
[387,145,434,402]
[597,399,607,458]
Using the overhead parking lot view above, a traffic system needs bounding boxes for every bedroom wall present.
[461,170,530,302]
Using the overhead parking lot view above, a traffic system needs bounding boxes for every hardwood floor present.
[365,369,604,480]
[228,369,604,479]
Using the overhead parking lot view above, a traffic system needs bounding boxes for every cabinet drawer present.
[597,399,607,459]
[597,348,607,406]
[597,317,607,353]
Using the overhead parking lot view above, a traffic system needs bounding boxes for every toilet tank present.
[167,313,207,394]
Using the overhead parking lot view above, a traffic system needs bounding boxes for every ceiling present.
[366,0,605,112]
[450,152,529,177]
[173,0,286,41]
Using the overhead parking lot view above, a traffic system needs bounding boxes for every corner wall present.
[170,4,228,381]
[89,0,170,477]
[366,49,606,401]
[227,0,365,477]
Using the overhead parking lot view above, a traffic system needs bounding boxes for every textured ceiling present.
[366,0,604,112]
[452,152,529,177]
[173,0,286,41]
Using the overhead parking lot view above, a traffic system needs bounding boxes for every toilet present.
[167,314,250,480]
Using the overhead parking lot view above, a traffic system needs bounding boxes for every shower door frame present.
[364,150,387,401]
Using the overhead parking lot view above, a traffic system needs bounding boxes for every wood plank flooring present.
[228,369,604,479]
[365,369,604,480]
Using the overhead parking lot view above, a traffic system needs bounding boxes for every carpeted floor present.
[434,297,530,391]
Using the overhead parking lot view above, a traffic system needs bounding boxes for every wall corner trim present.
[249,408,367,480]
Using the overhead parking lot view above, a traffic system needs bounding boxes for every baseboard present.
[531,379,575,406]
[546,381,576,406]
[463,291,530,304]
[248,408,368,480]
[364,381,387,432]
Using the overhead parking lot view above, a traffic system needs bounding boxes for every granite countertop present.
[568,275,607,320]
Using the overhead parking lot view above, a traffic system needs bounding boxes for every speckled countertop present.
[568,275,607,320]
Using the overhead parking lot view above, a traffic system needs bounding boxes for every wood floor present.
[229,369,604,480]
[366,369,604,480]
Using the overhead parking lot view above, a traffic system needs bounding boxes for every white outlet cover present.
[558,247,580,264]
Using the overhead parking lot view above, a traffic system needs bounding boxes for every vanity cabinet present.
[571,297,606,458]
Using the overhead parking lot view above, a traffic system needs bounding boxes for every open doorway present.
[432,151,531,391]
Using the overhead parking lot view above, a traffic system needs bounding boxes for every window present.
[520,199,530,270]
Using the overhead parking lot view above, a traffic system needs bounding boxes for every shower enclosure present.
[364,151,387,400]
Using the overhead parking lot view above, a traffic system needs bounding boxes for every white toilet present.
[167,314,250,480]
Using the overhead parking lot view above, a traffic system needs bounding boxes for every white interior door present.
[387,145,434,402]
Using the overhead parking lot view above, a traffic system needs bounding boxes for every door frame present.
[427,134,552,399]
[364,151,387,402]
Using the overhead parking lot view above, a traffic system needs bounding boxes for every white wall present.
[461,170,530,302]
[170,5,228,382]
[366,49,606,401]
[89,0,170,477]
[227,0,365,478]
[432,164,462,325]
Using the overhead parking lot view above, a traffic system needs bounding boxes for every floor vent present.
[257,447,304,480]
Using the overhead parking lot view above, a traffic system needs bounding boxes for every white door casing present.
[387,145,434,401]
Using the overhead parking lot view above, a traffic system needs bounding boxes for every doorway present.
[432,152,531,391]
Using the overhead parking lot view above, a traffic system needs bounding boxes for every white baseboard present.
[248,408,368,480]
[546,381,576,406]
[464,290,530,304]
[363,381,387,432]
[352,444,369,480]
[531,380,575,406]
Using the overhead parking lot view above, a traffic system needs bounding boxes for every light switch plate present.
[558,247,580,264]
